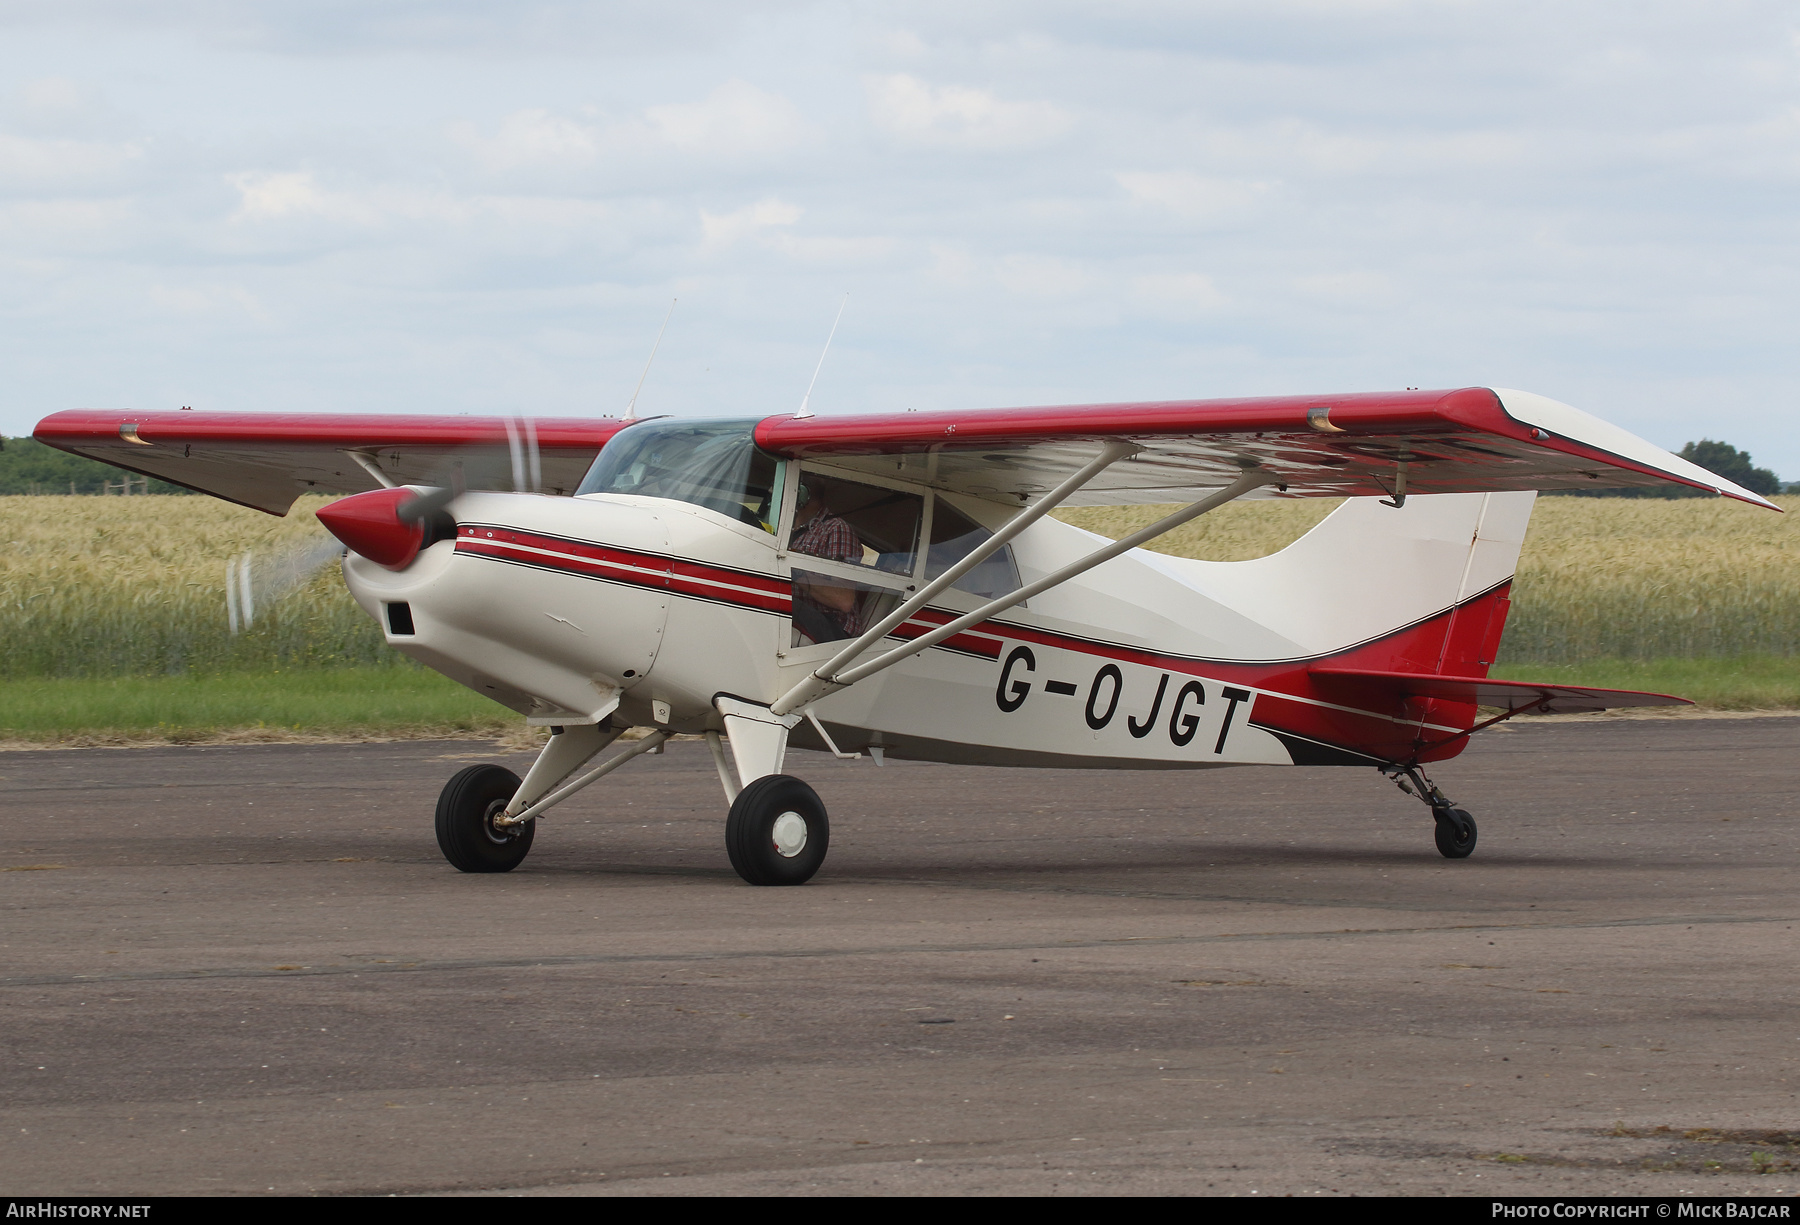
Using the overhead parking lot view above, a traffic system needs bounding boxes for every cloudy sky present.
[3,1,1797,477]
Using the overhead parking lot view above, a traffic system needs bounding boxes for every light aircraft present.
[34,388,1779,884]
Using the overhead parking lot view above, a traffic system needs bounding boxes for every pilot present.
[788,483,865,641]
[789,482,862,564]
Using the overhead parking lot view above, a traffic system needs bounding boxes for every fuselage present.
[341,474,1533,771]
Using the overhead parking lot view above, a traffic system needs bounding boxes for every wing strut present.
[770,464,1276,716]
[345,451,399,489]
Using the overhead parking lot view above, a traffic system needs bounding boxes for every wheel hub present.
[482,799,521,845]
[770,811,808,858]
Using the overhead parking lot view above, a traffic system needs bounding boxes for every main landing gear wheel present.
[1432,806,1478,859]
[436,764,534,873]
[725,774,829,886]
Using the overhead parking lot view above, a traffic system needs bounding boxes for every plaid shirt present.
[790,512,862,564]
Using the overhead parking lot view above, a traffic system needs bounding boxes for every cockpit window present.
[576,418,780,532]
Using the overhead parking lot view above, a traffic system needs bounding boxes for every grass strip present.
[0,667,517,747]
[0,657,1791,749]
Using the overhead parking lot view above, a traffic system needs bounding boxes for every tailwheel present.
[435,764,534,873]
[1432,806,1478,859]
[725,774,829,886]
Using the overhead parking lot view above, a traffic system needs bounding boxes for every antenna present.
[623,298,677,421]
[794,293,848,420]
[504,415,525,491]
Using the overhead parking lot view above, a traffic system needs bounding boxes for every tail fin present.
[1196,491,1536,766]
[1219,490,1536,674]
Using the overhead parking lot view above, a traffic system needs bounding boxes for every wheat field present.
[1,493,1794,683]
[0,494,384,678]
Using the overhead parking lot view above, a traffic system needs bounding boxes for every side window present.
[789,569,905,647]
[786,472,924,649]
[926,500,1022,599]
[787,473,923,575]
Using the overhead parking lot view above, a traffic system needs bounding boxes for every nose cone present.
[317,488,427,570]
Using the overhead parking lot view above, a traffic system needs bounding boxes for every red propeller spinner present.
[315,487,431,570]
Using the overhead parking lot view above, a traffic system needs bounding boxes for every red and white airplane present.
[35,387,1779,884]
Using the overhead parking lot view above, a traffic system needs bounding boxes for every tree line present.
[1549,439,1791,498]
[0,436,190,495]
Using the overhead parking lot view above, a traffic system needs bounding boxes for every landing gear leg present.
[503,724,622,820]
[1382,764,1478,860]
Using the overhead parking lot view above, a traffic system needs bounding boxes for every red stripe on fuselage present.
[889,611,1006,660]
[455,526,794,614]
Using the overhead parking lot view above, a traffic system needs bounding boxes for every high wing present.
[35,386,1779,515]
[32,409,630,515]
[754,386,1781,508]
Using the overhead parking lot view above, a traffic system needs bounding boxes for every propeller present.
[226,536,349,634]
[394,461,465,525]
[317,417,551,572]
[212,293,682,637]
[228,414,549,633]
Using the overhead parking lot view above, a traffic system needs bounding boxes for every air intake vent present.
[385,602,415,635]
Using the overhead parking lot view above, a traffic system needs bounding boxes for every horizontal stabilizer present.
[1308,668,1693,715]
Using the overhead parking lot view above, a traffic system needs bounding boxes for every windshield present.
[576,418,780,531]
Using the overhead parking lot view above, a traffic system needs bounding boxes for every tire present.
[724,774,829,886]
[1433,806,1477,859]
[435,764,533,873]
